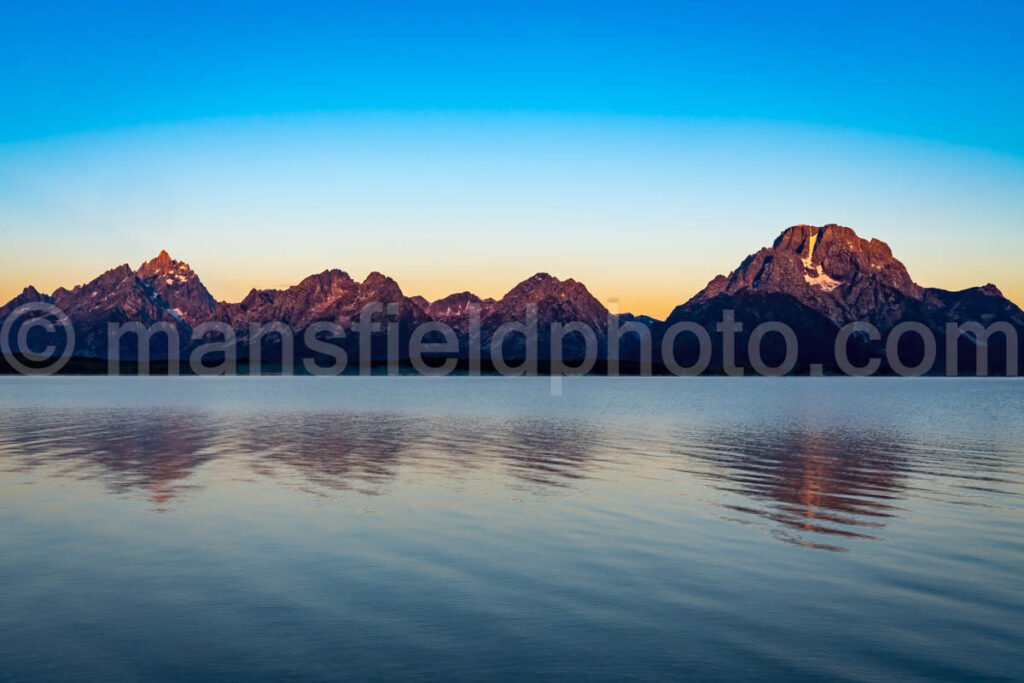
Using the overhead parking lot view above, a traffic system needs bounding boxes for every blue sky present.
[2,1,1023,315]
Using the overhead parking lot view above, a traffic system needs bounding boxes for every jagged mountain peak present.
[4,228,1019,369]
[215,266,430,331]
[295,269,355,290]
[686,224,925,326]
[978,283,1004,297]
[428,291,486,316]
[773,224,895,263]
[0,285,52,318]
[137,250,196,282]
[423,291,492,332]
[504,272,589,300]
[73,264,135,291]
[362,271,397,287]
[133,251,216,325]
[488,272,608,329]
[436,290,483,302]
[357,272,412,308]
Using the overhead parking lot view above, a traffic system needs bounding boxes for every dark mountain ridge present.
[663,224,1023,374]
[3,224,1021,374]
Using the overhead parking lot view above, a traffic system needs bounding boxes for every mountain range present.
[3,225,1022,374]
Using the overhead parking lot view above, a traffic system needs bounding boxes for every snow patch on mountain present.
[805,267,842,292]
[801,230,818,271]
[799,228,842,291]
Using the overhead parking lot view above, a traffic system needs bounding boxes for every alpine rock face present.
[663,224,1024,373]
[426,292,495,333]
[681,225,923,330]
[479,273,611,361]
[1,252,219,358]
[216,269,429,331]
[423,276,610,359]
[135,250,218,326]
[2,227,1021,373]
[482,273,609,332]
[0,286,52,319]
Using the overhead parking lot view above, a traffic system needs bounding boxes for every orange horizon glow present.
[3,117,1023,319]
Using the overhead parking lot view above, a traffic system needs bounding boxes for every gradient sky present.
[2,1,1022,317]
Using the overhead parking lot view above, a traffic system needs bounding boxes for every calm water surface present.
[0,377,1022,681]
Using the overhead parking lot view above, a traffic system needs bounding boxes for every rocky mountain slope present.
[1,252,618,361]
[664,224,1024,373]
[3,226,1021,373]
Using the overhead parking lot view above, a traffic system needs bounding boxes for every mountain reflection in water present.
[2,378,1020,554]
[2,377,1024,682]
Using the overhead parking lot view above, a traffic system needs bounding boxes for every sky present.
[1,0,1023,317]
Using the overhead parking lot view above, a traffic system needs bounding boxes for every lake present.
[0,377,1021,681]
